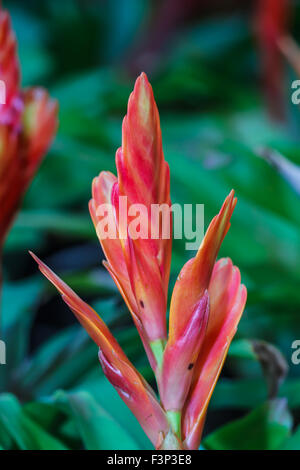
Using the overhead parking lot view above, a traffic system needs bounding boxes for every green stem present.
[166,410,182,440]
[150,338,166,372]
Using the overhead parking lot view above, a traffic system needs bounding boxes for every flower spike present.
[89,73,172,369]
[32,73,247,450]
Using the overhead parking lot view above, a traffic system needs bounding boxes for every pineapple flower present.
[0,5,58,249]
[31,73,246,450]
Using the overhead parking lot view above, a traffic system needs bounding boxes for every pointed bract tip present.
[133,71,150,95]
[128,72,154,120]
[29,250,42,265]
[224,189,235,206]
[139,71,147,78]
[225,189,236,209]
[138,71,149,84]
[29,251,55,280]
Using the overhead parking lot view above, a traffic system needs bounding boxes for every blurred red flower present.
[0,6,58,248]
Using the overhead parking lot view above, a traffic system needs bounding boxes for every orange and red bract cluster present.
[32,73,247,450]
[0,5,58,248]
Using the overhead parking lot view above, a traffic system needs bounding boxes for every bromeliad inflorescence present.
[31,73,247,450]
[0,5,58,248]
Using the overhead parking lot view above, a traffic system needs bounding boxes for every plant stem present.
[166,410,182,440]
[150,338,166,371]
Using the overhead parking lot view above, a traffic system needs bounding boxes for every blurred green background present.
[1,0,300,450]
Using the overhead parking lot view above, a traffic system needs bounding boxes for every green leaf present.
[0,277,43,391]
[203,399,292,450]
[72,373,152,449]
[2,277,43,332]
[14,325,97,397]
[0,394,67,450]
[228,339,257,360]
[210,378,300,410]
[13,210,94,239]
[52,390,141,450]
[280,426,300,450]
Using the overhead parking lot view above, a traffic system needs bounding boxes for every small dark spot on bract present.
[188,363,194,370]
[140,300,144,308]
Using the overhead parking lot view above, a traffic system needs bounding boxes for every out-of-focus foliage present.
[1,0,300,450]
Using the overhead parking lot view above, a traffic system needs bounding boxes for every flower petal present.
[160,291,209,412]
[89,172,138,315]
